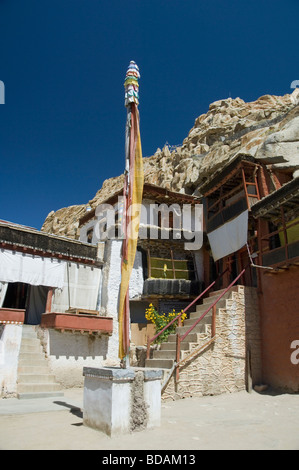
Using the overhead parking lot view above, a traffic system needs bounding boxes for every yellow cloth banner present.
[118,109,144,360]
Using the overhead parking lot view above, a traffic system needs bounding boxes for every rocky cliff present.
[41,90,299,239]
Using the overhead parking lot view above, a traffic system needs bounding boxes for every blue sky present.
[0,0,298,229]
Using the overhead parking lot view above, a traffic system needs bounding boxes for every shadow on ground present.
[54,400,83,420]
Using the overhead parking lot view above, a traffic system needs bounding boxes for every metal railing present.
[146,267,229,360]
[174,267,246,381]
[145,264,250,391]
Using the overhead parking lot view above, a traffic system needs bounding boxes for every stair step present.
[17,382,63,394]
[17,391,64,400]
[167,333,199,343]
[21,326,39,338]
[208,289,227,298]
[145,358,174,369]
[18,353,48,365]
[16,325,63,399]
[18,365,52,374]
[160,342,190,351]
[176,324,208,335]
[19,343,43,353]
[18,361,49,369]
[153,350,177,360]
[20,337,41,346]
[196,298,226,312]
[183,315,211,326]
[18,373,58,384]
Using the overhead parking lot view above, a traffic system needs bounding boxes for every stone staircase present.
[145,288,233,370]
[17,325,64,399]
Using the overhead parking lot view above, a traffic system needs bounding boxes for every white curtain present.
[207,210,248,262]
[0,249,66,289]
[52,262,102,312]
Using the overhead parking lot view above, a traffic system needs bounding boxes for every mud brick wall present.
[162,286,262,400]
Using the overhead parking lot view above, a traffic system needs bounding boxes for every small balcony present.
[40,312,113,335]
[0,307,25,324]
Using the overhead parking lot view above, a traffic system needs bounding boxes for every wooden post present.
[147,248,151,278]
[280,207,288,262]
[46,288,53,313]
[175,333,181,382]
[258,164,270,198]
[254,172,261,199]
[241,167,250,210]
[146,336,151,360]
[212,304,216,338]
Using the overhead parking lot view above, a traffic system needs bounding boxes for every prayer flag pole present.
[119,61,144,367]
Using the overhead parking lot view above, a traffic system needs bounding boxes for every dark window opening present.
[87,228,93,244]
[2,282,29,309]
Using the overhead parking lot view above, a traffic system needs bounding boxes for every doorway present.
[2,282,48,325]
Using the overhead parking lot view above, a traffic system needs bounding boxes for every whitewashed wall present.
[0,324,23,396]
[129,249,144,299]
[100,239,145,363]
[100,240,122,362]
[38,327,110,388]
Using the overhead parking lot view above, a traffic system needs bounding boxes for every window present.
[87,228,93,244]
[147,249,196,280]
[260,215,299,266]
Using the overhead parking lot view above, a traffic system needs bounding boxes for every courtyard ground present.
[0,387,298,451]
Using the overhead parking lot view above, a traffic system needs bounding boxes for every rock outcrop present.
[41,90,299,238]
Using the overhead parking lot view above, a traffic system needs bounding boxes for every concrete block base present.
[83,366,162,437]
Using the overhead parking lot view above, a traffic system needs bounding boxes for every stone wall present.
[162,286,261,400]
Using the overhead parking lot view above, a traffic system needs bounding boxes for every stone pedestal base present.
[83,367,162,436]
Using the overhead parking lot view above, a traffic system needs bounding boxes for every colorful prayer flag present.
[118,62,144,361]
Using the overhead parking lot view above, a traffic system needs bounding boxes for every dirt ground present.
[0,387,298,451]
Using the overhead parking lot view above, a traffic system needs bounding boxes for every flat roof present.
[251,177,299,220]
[0,220,99,264]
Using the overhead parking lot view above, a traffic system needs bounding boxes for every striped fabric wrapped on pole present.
[118,61,144,365]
